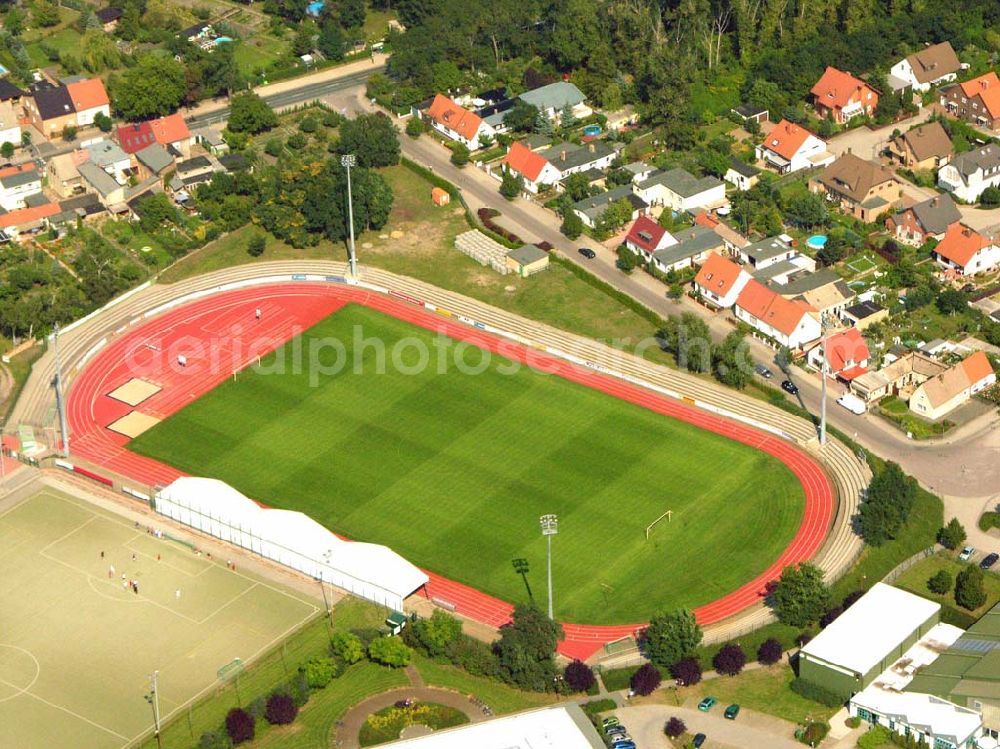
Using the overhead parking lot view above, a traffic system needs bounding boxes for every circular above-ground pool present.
[806,234,828,250]
[582,124,602,137]
[214,36,233,44]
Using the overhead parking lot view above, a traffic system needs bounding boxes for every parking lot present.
[608,703,805,749]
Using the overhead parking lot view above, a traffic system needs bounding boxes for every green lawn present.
[129,304,806,624]
[892,554,1000,621]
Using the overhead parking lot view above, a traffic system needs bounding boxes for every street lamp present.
[340,154,358,278]
[539,514,558,620]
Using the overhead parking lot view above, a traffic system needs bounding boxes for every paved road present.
[615,703,804,749]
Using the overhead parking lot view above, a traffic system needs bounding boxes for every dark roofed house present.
[180,23,212,41]
[724,157,761,191]
[95,7,123,30]
[30,85,74,122]
[843,301,888,330]
[650,224,725,274]
[0,80,25,103]
[810,153,902,222]
[887,121,953,170]
[886,194,962,246]
[135,143,173,178]
[731,103,768,124]
[570,184,647,229]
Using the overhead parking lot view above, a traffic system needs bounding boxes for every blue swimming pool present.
[582,124,602,137]
[806,234,828,250]
[214,36,233,44]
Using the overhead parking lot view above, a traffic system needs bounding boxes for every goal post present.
[645,510,672,541]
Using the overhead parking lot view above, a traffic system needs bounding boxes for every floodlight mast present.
[539,514,558,620]
[341,154,358,278]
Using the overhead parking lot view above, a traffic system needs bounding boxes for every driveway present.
[615,703,804,749]
[826,108,933,161]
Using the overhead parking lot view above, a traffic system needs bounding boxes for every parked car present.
[981,552,999,570]
[602,717,620,728]
[579,247,596,259]
[606,725,627,737]
[611,740,635,749]
[698,696,718,711]
[725,703,741,720]
[693,733,707,748]
[611,736,633,746]
[837,393,867,415]
[960,545,976,561]
[754,364,773,379]
[781,379,799,395]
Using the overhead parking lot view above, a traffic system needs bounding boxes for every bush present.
[857,726,893,749]
[978,512,1000,532]
[299,116,318,133]
[757,638,783,666]
[799,721,829,745]
[564,660,596,692]
[664,716,686,738]
[712,644,746,676]
[199,730,231,749]
[405,117,424,137]
[264,138,283,157]
[444,634,500,677]
[669,657,702,686]
[955,564,987,610]
[368,636,412,667]
[247,696,267,721]
[225,707,255,744]
[789,678,844,707]
[247,234,266,257]
[301,656,337,689]
[265,693,298,725]
[477,207,523,245]
[938,518,967,550]
[630,663,662,696]
[928,569,953,595]
[846,716,861,729]
[450,142,470,167]
[580,698,616,719]
[819,606,843,629]
[287,133,307,150]
[331,631,365,664]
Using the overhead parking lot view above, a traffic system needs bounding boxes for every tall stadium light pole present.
[819,313,831,446]
[146,671,162,749]
[341,154,358,279]
[52,324,70,457]
[539,514,558,620]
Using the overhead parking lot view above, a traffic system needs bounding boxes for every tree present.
[450,142,470,167]
[94,112,113,133]
[0,142,13,159]
[494,604,564,692]
[616,246,637,273]
[368,636,413,667]
[338,0,366,28]
[500,169,523,200]
[772,563,830,627]
[595,198,633,235]
[137,193,178,233]
[936,288,967,315]
[561,209,583,239]
[669,657,702,686]
[549,0,603,69]
[859,462,916,546]
[820,606,844,628]
[331,631,365,664]
[301,656,337,688]
[264,693,298,725]
[664,716,686,738]
[62,125,77,142]
[247,234,267,257]
[292,24,316,56]
[784,192,829,228]
[32,0,60,27]
[564,660,596,692]
[630,663,661,696]
[410,611,462,657]
[81,28,122,72]
[563,172,592,202]
[643,609,702,669]
[714,330,751,390]
[318,22,345,60]
[928,569,953,595]
[559,103,578,130]
[337,113,400,167]
[225,707,255,744]
[955,565,987,610]
[978,186,1000,207]
[757,638,783,665]
[713,644,746,676]
[504,101,539,133]
[113,55,187,120]
[938,517,967,550]
[405,118,424,138]
[228,92,279,134]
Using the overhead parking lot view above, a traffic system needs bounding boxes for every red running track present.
[67,283,835,661]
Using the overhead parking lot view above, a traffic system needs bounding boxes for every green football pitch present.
[130,305,805,624]
[0,488,319,749]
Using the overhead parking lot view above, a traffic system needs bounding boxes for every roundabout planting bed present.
[358,701,469,746]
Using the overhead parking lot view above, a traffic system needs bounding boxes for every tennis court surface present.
[0,487,319,748]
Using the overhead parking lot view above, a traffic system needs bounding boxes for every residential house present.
[135,143,174,180]
[25,78,109,136]
[909,351,996,420]
[500,142,561,193]
[624,215,676,263]
[850,352,948,403]
[807,327,870,378]
[736,235,797,270]
[842,300,888,330]
[692,211,750,253]
[939,72,1000,131]
[794,277,856,319]
[810,67,879,124]
[754,119,834,174]
[937,143,1000,203]
[517,82,589,122]
[117,120,157,154]
[66,78,110,128]
[571,185,647,229]
[87,139,132,182]
[931,222,1000,276]
[46,152,85,198]
[887,122,953,170]
[724,158,760,191]
[889,42,962,92]
[650,224,725,274]
[79,161,125,208]
[623,161,655,183]
[192,127,229,156]
[0,163,42,211]
[633,168,726,213]
[810,154,902,222]
[172,155,218,190]
[731,103,769,124]
[0,79,24,105]
[537,140,616,178]
[886,194,962,246]
[734,280,822,349]
[95,7,123,32]
[0,99,20,148]
[426,94,495,151]
[181,23,213,43]
[149,112,193,157]
[0,203,60,239]
[692,253,752,308]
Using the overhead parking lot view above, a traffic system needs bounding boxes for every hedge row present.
[477,208,523,247]
[979,512,1000,532]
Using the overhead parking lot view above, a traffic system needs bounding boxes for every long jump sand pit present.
[107,411,161,438]
[107,378,162,407]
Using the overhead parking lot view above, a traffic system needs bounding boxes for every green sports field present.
[0,488,319,749]
[130,305,805,624]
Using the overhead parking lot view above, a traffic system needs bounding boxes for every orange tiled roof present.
[0,202,59,229]
[694,253,744,297]
[764,120,816,161]
[958,72,1000,119]
[737,279,816,336]
[934,222,992,268]
[150,112,190,146]
[66,78,109,111]
[0,162,36,179]
[823,327,870,372]
[962,350,994,384]
[502,141,551,183]
[810,67,875,110]
[427,94,484,142]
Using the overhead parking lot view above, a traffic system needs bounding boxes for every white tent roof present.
[802,583,940,676]
[160,477,257,520]
[326,540,428,601]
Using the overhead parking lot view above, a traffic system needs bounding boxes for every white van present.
[837,393,866,415]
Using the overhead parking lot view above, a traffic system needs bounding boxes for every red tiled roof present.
[427,94,484,142]
[737,280,816,337]
[0,202,59,229]
[958,72,1000,119]
[66,78,109,111]
[501,141,551,183]
[625,215,667,253]
[694,252,745,296]
[823,327,869,372]
[693,211,719,228]
[0,162,36,179]
[935,222,992,268]
[150,112,190,146]
[810,67,875,110]
[838,365,868,381]
[117,121,155,154]
[961,350,994,385]
[763,120,816,161]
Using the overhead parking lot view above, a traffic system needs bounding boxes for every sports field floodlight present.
[341,154,358,279]
[145,671,162,749]
[539,514,558,620]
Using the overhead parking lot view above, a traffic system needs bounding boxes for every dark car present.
[693,733,707,748]
[754,364,774,379]
[725,703,741,720]
[781,379,799,395]
[579,247,596,259]
[981,552,999,570]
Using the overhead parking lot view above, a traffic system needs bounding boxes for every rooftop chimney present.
[561,150,567,162]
